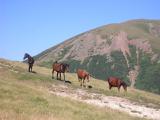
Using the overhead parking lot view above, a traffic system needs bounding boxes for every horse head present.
[23,53,30,60]
[122,82,127,91]
[64,63,69,72]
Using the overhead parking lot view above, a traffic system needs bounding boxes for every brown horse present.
[77,69,90,87]
[107,77,127,91]
[52,61,69,82]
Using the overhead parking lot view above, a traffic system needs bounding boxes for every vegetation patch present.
[136,53,160,94]
[39,60,53,68]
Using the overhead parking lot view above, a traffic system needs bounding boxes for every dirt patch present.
[49,84,160,120]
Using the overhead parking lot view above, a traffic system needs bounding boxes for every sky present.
[0,0,160,61]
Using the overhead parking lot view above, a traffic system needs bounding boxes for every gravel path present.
[49,84,160,120]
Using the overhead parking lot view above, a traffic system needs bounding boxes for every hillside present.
[35,19,160,94]
[0,58,160,120]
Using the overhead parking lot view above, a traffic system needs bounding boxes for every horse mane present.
[25,53,30,57]
[24,53,31,59]
[24,53,34,64]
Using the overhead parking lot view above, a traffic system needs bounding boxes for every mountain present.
[35,19,160,94]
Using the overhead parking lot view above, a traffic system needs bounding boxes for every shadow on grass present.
[56,79,72,84]
[31,71,37,74]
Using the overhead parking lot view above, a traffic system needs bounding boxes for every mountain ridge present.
[35,19,160,62]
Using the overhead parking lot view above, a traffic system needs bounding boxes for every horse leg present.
[32,64,33,72]
[85,79,87,88]
[28,65,30,72]
[118,86,121,92]
[79,78,82,86]
[109,84,112,90]
[59,73,61,80]
[82,79,85,87]
[56,72,59,80]
[30,64,33,72]
[63,73,65,82]
[123,85,127,91]
[52,69,54,79]
[80,79,82,87]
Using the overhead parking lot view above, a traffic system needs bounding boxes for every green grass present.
[39,60,53,68]
[0,59,149,120]
[3,59,160,107]
[64,72,160,109]
[0,81,141,120]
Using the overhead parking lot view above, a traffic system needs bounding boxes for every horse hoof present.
[88,85,92,88]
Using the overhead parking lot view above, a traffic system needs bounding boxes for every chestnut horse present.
[52,61,69,82]
[23,53,34,72]
[77,69,90,87]
[107,77,127,91]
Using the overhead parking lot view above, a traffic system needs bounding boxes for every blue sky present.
[0,0,160,61]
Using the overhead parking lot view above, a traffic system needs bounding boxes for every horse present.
[52,61,69,82]
[23,53,34,72]
[107,77,127,91]
[77,69,90,87]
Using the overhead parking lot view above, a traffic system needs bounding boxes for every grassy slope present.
[0,59,160,120]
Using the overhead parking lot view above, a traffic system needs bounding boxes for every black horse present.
[52,61,69,82]
[23,53,34,72]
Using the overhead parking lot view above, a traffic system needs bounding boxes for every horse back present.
[77,69,87,79]
[52,63,61,72]
[107,77,122,87]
